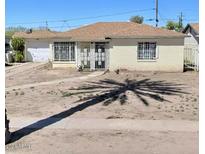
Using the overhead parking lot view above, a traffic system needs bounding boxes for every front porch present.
[52,42,109,71]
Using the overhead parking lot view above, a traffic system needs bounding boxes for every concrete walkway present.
[6,71,104,91]
[9,117,198,132]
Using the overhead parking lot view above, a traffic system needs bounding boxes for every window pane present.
[137,42,156,60]
[54,42,75,61]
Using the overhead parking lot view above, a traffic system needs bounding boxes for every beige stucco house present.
[14,22,186,72]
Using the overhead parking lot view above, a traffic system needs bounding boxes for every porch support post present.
[50,41,54,62]
[75,42,78,67]
[105,43,109,70]
[90,42,95,71]
[76,42,81,68]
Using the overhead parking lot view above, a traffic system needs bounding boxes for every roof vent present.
[26,29,32,34]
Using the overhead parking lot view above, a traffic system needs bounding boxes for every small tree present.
[11,37,25,51]
[11,37,25,62]
[166,21,176,30]
[130,16,144,24]
[166,21,183,32]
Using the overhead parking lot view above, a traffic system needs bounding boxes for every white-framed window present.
[54,42,75,61]
[137,42,157,60]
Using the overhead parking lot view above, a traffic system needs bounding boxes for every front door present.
[95,43,106,69]
[80,43,91,69]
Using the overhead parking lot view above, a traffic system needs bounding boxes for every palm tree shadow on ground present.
[9,78,188,144]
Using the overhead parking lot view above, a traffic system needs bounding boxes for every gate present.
[184,45,199,71]
[95,42,106,69]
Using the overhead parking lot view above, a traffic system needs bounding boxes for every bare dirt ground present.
[6,63,90,87]
[6,129,198,154]
[5,66,199,154]
[6,70,198,121]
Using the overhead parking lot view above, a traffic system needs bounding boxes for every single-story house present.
[183,23,199,47]
[182,23,199,71]
[14,22,186,72]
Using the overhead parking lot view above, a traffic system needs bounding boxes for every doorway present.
[95,42,106,69]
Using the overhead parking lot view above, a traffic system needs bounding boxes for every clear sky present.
[6,0,199,31]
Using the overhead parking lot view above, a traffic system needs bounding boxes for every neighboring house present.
[182,23,199,71]
[183,23,199,47]
[14,22,186,72]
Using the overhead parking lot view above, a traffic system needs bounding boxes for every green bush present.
[14,51,24,62]
[11,37,25,51]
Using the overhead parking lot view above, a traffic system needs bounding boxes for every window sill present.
[137,59,157,62]
[53,61,76,64]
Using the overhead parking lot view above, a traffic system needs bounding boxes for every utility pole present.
[179,12,183,28]
[46,20,48,30]
[156,0,159,27]
[155,0,159,27]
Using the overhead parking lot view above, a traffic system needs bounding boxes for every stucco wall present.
[184,33,198,46]
[25,39,52,62]
[25,38,74,62]
[109,38,184,72]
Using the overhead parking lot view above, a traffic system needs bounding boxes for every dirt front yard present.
[6,63,90,87]
[6,70,198,121]
[5,68,199,154]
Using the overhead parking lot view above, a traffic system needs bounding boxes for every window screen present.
[54,42,75,61]
[137,42,156,60]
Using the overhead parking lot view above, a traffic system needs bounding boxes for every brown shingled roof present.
[59,22,185,41]
[13,30,62,39]
[190,23,199,34]
[14,22,186,40]
[183,23,199,35]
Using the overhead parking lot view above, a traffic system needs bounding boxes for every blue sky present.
[6,0,199,31]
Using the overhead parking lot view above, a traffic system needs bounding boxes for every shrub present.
[14,51,24,62]
[11,37,25,51]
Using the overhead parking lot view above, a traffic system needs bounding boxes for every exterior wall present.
[184,33,198,46]
[25,38,77,63]
[25,39,52,62]
[25,38,184,72]
[109,38,184,72]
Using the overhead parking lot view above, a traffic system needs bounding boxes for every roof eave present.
[69,38,109,42]
[13,36,72,39]
[106,35,187,39]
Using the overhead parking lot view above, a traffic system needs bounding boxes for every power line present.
[159,11,197,22]
[14,17,157,30]
[160,18,198,22]
[7,8,155,26]
[43,24,83,29]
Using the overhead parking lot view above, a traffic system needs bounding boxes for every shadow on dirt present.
[9,78,187,144]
